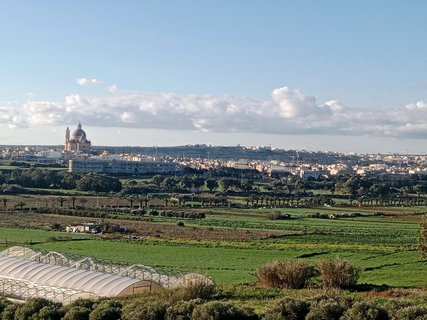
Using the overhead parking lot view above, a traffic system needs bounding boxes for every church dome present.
[72,123,86,140]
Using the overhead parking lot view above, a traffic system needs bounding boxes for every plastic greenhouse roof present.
[0,255,142,297]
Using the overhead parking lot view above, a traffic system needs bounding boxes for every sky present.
[0,1,426,153]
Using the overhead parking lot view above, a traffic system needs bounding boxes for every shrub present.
[176,221,185,227]
[306,292,354,310]
[14,298,63,320]
[0,299,10,316]
[394,305,427,320]
[89,300,122,320]
[264,297,310,320]
[165,299,203,320]
[63,306,92,320]
[316,257,360,288]
[121,301,169,320]
[1,303,18,320]
[341,301,389,320]
[192,301,258,320]
[179,282,217,300]
[305,298,346,320]
[67,299,96,310]
[256,260,314,289]
[383,298,414,317]
[37,305,66,319]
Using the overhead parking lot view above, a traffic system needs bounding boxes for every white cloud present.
[271,87,318,118]
[3,86,424,139]
[0,107,27,129]
[76,78,103,86]
[108,84,118,93]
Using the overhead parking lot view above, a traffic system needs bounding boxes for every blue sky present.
[0,1,426,153]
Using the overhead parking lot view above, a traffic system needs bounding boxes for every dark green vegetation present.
[1,287,427,320]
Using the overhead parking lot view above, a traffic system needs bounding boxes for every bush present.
[383,298,414,317]
[264,297,310,320]
[121,301,169,320]
[67,299,96,310]
[0,299,10,316]
[176,221,185,227]
[63,306,92,320]
[179,282,217,300]
[37,305,66,319]
[316,257,360,288]
[165,299,202,320]
[305,298,346,320]
[306,293,354,310]
[395,305,427,320]
[1,304,18,320]
[89,300,122,320]
[192,301,258,320]
[14,298,64,320]
[256,260,314,289]
[341,301,389,320]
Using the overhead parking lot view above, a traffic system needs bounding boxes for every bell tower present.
[65,127,70,150]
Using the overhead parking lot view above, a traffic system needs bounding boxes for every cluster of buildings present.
[182,157,427,180]
[0,122,425,178]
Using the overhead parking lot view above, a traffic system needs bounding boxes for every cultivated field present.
[1,204,426,288]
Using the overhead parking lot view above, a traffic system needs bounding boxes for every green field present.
[1,203,426,288]
[0,226,90,244]
[30,206,427,288]
[33,238,426,287]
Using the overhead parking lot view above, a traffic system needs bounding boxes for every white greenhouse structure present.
[0,246,212,304]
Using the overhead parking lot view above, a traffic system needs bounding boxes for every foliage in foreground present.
[1,286,427,320]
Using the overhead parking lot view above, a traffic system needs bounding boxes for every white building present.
[69,159,180,174]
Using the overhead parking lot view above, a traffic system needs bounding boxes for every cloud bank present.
[5,86,426,139]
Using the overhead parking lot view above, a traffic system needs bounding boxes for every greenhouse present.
[0,247,211,304]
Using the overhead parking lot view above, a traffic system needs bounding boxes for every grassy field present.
[0,203,426,288]
[0,226,90,244]
[33,237,426,287]
[30,204,427,287]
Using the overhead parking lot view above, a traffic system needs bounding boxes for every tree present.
[70,196,77,209]
[127,196,135,209]
[179,176,193,191]
[240,179,254,192]
[220,178,239,192]
[58,197,66,208]
[206,179,219,192]
[15,201,26,211]
[76,173,122,193]
[1,197,7,211]
[192,176,205,191]
[152,175,165,187]
[162,177,179,191]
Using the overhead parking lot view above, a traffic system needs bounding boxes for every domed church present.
[64,123,92,152]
